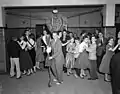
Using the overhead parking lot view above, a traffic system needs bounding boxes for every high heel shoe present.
[26,72,31,76]
[48,81,52,87]
[67,72,70,76]
[80,74,84,79]
[16,76,22,79]
[104,78,111,82]
[33,66,36,73]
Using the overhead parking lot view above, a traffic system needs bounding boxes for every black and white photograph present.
[0,1,120,94]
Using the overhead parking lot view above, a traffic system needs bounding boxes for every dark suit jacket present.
[7,40,21,58]
[110,52,120,92]
[51,38,64,65]
[96,37,107,56]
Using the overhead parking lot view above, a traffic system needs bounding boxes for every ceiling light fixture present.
[52,9,58,14]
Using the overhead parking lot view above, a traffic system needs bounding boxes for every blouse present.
[74,44,80,58]
[79,42,88,53]
[87,43,97,60]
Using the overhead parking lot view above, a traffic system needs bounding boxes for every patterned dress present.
[66,43,75,69]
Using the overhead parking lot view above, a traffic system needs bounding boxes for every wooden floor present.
[0,70,112,94]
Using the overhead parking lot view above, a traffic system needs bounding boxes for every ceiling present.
[5,5,104,20]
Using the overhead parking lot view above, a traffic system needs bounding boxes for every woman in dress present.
[28,33,36,72]
[99,37,120,82]
[35,35,45,70]
[75,35,90,79]
[18,35,33,76]
[86,35,98,80]
[73,37,80,78]
[61,30,70,73]
[66,37,75,76]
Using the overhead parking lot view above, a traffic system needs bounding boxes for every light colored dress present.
[74,43,80,59]
[74,42,89,69]
[66,43,75,69]
[99,44,114,74]
[36,37,44,62]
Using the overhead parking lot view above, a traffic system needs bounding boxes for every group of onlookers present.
[7,29,36,79]
[7,27,120,94]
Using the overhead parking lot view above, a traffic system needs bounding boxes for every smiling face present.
[63,31,67,36]
[70,38,74,43]
[69,33,73,37]
[98,32,103,38]
[75,39,79,44]
[91,36,96,43]
[43,30,47,35]
[25,30,31,36]
[84,37,89,43]
[20,36,24,40]
[109,38,114,45]
[59,32,62,38]
[52,32,58,40]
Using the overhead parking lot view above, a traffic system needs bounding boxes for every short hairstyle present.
[107,37,114,44]
[75,37,80,40]
[58,30,62,34]
[82,34,89,40]
[52,31,59,35]
[29,33,35,41]
[90,34,97,40]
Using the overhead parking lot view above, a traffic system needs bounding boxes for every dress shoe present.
[48,81,52,87]
[80,75,84,79]
[88,77,98,80]
[16,76,22,79]
[53,79,57,82]
[10,75,15,78]
[56,82,61,85]
[104,79,111,82]
[74,74,79,78]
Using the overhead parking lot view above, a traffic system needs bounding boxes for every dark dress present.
[28,48,36,66]
[20,49,33,71]
[77,50,89,69]
[19,41,33,71]
[99,44,114,74]
[96,38,107,69]
[27,39,36,67]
